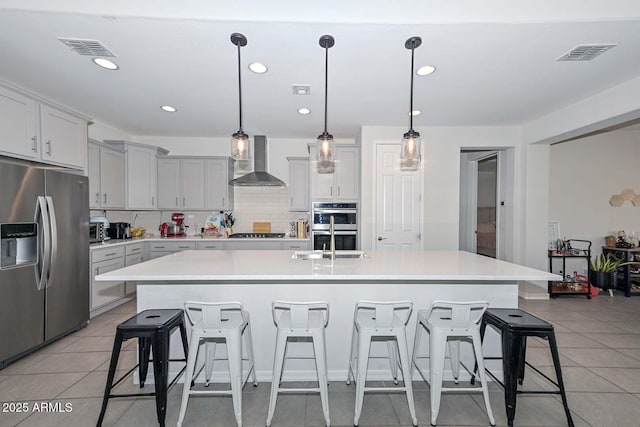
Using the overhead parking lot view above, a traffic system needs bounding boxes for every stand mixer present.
[170,213,186,236]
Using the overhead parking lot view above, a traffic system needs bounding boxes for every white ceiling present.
[1,1,640,139]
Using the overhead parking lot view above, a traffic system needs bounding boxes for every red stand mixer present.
[160,213,186,237]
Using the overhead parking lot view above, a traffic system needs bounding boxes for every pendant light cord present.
[237,43,243,133]
[323,44,329,134]
[409,44,415,132]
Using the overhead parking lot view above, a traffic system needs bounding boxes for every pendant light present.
[317,34,335,173]
[401,36,422,170]
[230,33,249,161]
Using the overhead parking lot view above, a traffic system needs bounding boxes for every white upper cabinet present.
[104,141,168,210]
[205,157,234,211]
[157,157,206,210]
[309,144,360,201]
[288,157,310,211]
[0,83,88,169]
[157,158,181,209]
[0,85,38,159]
[39,104,87,169]
[88,140,125,209]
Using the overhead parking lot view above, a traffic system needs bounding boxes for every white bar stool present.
[177,301,258,427]
[347,300,417,427]
[266,301,330,427]
[411,300,495,426]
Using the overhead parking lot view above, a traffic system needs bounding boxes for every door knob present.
[377,236,387,241]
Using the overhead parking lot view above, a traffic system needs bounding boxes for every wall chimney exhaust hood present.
[230,135,285,186]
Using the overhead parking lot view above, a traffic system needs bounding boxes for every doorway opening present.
[459,148,514,261]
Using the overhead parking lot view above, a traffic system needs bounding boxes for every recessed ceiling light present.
[249,62,268,74]
[297,108,311,115]
[92,57,119,70]
[161,105,177,113]
[416,65,436,76]
[410,110,422,116]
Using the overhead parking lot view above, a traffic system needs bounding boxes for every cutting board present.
[252,222,271,233]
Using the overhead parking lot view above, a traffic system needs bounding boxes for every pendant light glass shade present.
[231,131,250,160]
[401,36,422,170]
[316,35,335,173]
[230,33,250,161]
[401,130,421,170]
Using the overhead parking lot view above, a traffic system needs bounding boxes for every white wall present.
[549,129,640,257]
[88,120,133,142]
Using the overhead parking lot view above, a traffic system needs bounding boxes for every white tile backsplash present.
[92,186,308,236]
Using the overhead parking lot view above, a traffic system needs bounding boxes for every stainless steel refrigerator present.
[0,157,89,369]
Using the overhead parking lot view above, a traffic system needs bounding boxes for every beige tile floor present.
[2,294,640,426]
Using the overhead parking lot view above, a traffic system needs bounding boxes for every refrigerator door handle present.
[45,196,58,288]
[34,196,50,291]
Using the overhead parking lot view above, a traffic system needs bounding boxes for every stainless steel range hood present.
[230,135,285,187]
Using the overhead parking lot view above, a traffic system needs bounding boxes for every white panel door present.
[0,85,38,159]
[181,159,206,209]
[157,158,181,209]
[375,144,422,250]
[100,148,125,209]
[87,142,101,208]
[40,104,86,169]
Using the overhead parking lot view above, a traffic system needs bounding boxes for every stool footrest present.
[363,386,409,392]
[277,387,321,393]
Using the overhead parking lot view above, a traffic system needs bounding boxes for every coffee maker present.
[170,213,186,237]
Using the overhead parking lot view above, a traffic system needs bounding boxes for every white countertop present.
[95,250,561,282]
[89,236,310,250]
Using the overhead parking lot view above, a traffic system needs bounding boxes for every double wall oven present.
[311,202,358,251]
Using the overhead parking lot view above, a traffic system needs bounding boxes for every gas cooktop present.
[228,233,285,238]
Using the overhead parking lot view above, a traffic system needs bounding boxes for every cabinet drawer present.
[149,241,196,251]
[125,242,145,256]
[196,241,225,250]
[92,246,125,263]
[126,253,144,266]
[282,241,310,250]
[91,257,125,310]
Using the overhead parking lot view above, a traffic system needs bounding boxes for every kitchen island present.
[96,250,559,382]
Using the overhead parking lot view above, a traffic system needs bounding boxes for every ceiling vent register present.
[58,38,117,57]
[557,44,616,61]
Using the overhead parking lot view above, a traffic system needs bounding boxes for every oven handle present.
[313,209,357,214]
[313,230,357,236]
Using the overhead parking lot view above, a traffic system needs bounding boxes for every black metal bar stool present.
[471,308,573,427]
[97,309,189,427]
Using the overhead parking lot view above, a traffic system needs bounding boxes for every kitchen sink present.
[291,250,367,260]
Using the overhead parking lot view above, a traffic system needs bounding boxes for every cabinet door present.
[335,146,360,200]
[205,158,233,210]
[40,104,87,169]
[91,258,125,310]
[124,253,144,295]
[87,142,101,208]
[127,146,157,209]
[288,158,309,211]
[157,158,181,209]
[0,85,38,159]
[181,159,206,209]
[100,148,125,209]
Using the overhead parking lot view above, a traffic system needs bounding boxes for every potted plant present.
[589,253,638,290]
[605,235,617,248]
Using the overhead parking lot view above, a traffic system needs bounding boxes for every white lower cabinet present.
[90,247,125,314]
[124,242,145,295]
[226,240,284,250]
[149,241,196,259]
[282,241,311,250]
[196,241,225,250]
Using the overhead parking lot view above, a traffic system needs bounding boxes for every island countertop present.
[95,249,560,282]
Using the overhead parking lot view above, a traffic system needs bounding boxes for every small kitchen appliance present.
[107,222,131,240]
[171,213,186,236]
[89,222,107,243]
